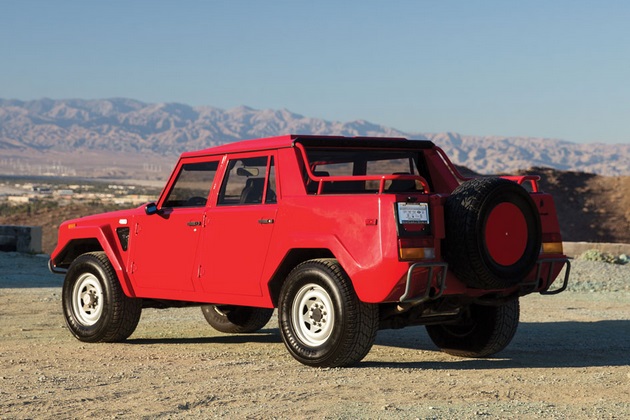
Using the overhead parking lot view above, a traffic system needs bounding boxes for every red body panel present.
[50,134,569,308]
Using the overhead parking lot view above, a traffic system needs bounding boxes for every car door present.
[129,158,219,294]
[196,153,278,297]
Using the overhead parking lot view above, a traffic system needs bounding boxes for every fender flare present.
[265,233,379,304]
[51,225,136,298]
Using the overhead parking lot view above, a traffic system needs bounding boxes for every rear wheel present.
[201,305,273,333]
[426,299,520,358]
[278,259,378,367]
[62,252,142,342]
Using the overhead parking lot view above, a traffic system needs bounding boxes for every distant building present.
[55,189,74,197]
[7,196,35,204]
[32,186,53,194]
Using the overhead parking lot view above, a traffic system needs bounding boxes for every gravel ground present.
[1,253,629,419]
[567,258,630,293]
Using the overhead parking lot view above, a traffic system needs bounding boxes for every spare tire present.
[443,177,542,289]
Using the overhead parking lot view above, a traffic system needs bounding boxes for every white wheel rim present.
[292,284,335,347]
[72,273,104,326]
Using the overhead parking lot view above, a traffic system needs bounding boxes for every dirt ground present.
[1,253,629,419]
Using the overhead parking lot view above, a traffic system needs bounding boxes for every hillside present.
[0,168,628,255]
[1,98,628,249]
[1,98,629,178]
[518,168,630,243]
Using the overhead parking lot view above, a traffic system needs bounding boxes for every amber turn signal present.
[541,242,563,254]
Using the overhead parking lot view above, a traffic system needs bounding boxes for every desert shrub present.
[0,200,59,217]
[578,249,628,265]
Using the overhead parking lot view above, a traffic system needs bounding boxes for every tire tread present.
[279,258,379,367]
[201,305,273,334]
[444,178,541,289]
[426,299,520,358]
[63,252,141,342]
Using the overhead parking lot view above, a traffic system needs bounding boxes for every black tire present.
[443,177,542,289]
[62,252,142,342]
[426,299,520,358]
[201,305,274,333]
[278,259,379,368]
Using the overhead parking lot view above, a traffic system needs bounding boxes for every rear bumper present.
[530,257,571,295]
[399,256,571,303]
[399,261,448,303]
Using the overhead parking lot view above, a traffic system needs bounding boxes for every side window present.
[267,156,277,204]
[218,156,275,205]
[162,161,219,208]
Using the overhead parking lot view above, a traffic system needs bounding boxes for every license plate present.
[397,202,429,224]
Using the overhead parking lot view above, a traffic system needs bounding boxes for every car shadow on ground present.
[367,320,630,369]
[127,328,282,346]
[125,320,630,369]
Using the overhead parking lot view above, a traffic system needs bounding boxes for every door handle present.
[187,221,201,226]
[258,218,275,224]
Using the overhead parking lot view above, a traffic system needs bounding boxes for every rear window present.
[302,148,430,194]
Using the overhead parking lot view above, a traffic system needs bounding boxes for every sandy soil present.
[1,253,629,419]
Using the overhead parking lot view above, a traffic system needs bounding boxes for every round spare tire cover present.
[443,177,542,289]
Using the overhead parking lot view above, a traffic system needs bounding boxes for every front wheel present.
[278,259,379,367]
[426,299,519,358]
[201,305,273,333]
[62,252,142,342]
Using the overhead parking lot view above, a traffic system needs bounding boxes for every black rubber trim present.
[294,137,435,150]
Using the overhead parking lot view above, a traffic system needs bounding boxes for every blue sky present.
[1,1,629,144]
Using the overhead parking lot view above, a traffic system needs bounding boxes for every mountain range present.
[1,98,628,177]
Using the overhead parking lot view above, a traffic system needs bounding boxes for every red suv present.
[50,135,570,367]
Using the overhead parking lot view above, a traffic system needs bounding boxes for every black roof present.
[294,136,435,150]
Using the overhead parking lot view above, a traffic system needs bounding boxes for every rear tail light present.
[542,242,563,254]
[396,201,434,260]
[398,238,435,260]
[541,233,563,254]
